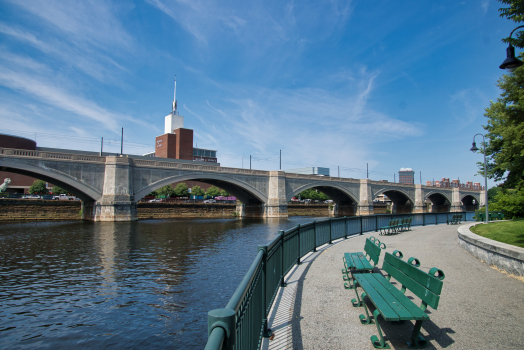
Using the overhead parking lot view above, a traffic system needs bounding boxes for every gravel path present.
[263,223,524,350]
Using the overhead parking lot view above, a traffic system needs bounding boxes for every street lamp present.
[470,134,489,223]
[500,25,524,71]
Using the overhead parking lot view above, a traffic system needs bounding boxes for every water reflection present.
[0,217,324,349]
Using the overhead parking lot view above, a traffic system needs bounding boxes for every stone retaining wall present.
[287,204,329,217]
[0,199,82,221]
[458,222,524,276]
[137,202,237,219]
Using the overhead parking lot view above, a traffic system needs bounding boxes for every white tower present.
[165,76,184,134]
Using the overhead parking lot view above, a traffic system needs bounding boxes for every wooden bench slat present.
[384,253,443,295]
[344,252,372,271]
[383,260,441,310]
[355,274,405,321]
[370,273,429,321]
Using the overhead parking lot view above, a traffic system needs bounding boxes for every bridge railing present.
[204,211,476,350]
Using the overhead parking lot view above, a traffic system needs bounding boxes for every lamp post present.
[500,25,524,71]
[470,134,489,223]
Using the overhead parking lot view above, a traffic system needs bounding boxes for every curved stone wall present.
[458,222,524,276]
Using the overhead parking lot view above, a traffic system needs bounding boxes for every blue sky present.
[0,0,516,188]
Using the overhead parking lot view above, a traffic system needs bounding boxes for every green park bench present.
[446,214,463,225]
[401,217,413,231]
[342,237,386,290]
[476,211,505,221]
[379,219,400,235]
[350,250,445,349]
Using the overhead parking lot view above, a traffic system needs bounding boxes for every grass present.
[470,218,524,248]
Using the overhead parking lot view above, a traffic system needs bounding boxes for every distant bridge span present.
[0,147,483,221]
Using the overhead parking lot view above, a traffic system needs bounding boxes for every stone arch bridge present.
[0,148,484,221]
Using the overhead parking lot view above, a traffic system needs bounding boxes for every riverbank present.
[0,200,335,220]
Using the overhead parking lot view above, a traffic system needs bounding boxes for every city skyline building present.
[398,168,415,184]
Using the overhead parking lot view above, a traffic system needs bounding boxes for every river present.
[0,217,323,349]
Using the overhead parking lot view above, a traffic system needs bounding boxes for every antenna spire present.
[172,76,178,114]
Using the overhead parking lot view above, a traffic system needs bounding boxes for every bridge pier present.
[89,156,138,221]
[413,185,425,213]
[357,179,374,216]
[264,171,288,218]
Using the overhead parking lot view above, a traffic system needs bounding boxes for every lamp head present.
[500,44,524,71]
[470,142,479,152]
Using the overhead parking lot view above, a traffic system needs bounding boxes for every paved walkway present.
[262,223,524,350]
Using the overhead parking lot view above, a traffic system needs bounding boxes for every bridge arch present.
[0,159,102,201]
[460,193,480,211]
[134,173,268,204]
[286,182,359,204]
[424,191,452,212]
[373,188,414,214]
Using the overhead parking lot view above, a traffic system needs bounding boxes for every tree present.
[205,186,221,198]
[481,1,524,190]
[499,0,524,48]
[297,188,330,201]
[191,186,205,197]
[219,189,230,197]
[489,189,524,218]
[29,180,49,194]
[52,185,68,195]
[174,183,189,197]
[157,185,175,197]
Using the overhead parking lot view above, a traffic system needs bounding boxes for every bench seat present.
[342,237,386,289]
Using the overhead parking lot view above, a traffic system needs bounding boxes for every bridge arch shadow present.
[287,182,359,216]
[0,159,101,201]
[134,174,267,205]
[425,191,451,213]
[461,193,480,211]
[374,188,414,214]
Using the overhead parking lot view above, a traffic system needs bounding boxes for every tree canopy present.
[174,183,189,197]
[297,188,330,201]
[205,186,221,198]
[29,180,49,194]
[191,185,205,197]
[52,185,68,195]
[157,185,175,197]
[481,0,524,191]
[499,0,524,48]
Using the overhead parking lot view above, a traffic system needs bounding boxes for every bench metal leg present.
[407,320,427,349]
[358,292,374,324]
[351,282,364,307]
[370,309,391,349]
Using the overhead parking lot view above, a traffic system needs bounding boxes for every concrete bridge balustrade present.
[0,147,484,221]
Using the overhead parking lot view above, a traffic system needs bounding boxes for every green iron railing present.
[204,211,476,350]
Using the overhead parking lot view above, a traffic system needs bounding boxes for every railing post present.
[313,221,317,252]
[279,230,286,287]
[258,245,271,338]
[207,308,236,350]
[344,216,348,239]
[297,224,301,264]
[423,213,426,226]
[375,215,378,232]
[360,215,363,234]
[329,218,332,244]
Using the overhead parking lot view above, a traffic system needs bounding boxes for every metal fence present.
[204,211,476,350]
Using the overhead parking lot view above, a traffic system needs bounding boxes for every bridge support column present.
[413,185,425,213]
[90,156,137,221]
[264,171,288,218]
[451,187,462,212]
[357,179,374,216]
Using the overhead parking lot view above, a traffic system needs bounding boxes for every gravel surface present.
[263,224,524,350]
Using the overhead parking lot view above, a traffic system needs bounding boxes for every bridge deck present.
[263,224,524,349]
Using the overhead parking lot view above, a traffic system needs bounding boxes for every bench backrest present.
[382,252,445,310]
[364,238,383,266]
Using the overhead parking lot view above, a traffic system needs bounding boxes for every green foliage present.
[191,185,205,197]
[157,184,175,197]
[482,62,524,190]
[52,186,68,195]
[489,189,524,218]
[174,183,189,197]
[205,186,221,198]
[147,190,158,197]
[488,186,502,203]
[499,0,524,48]
[29,180,49,194]
[297,188,329,201]
[219,189,230,197]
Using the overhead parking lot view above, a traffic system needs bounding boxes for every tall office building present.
[398,168,415,184]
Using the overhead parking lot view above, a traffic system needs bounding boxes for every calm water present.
[0,217,321,349]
